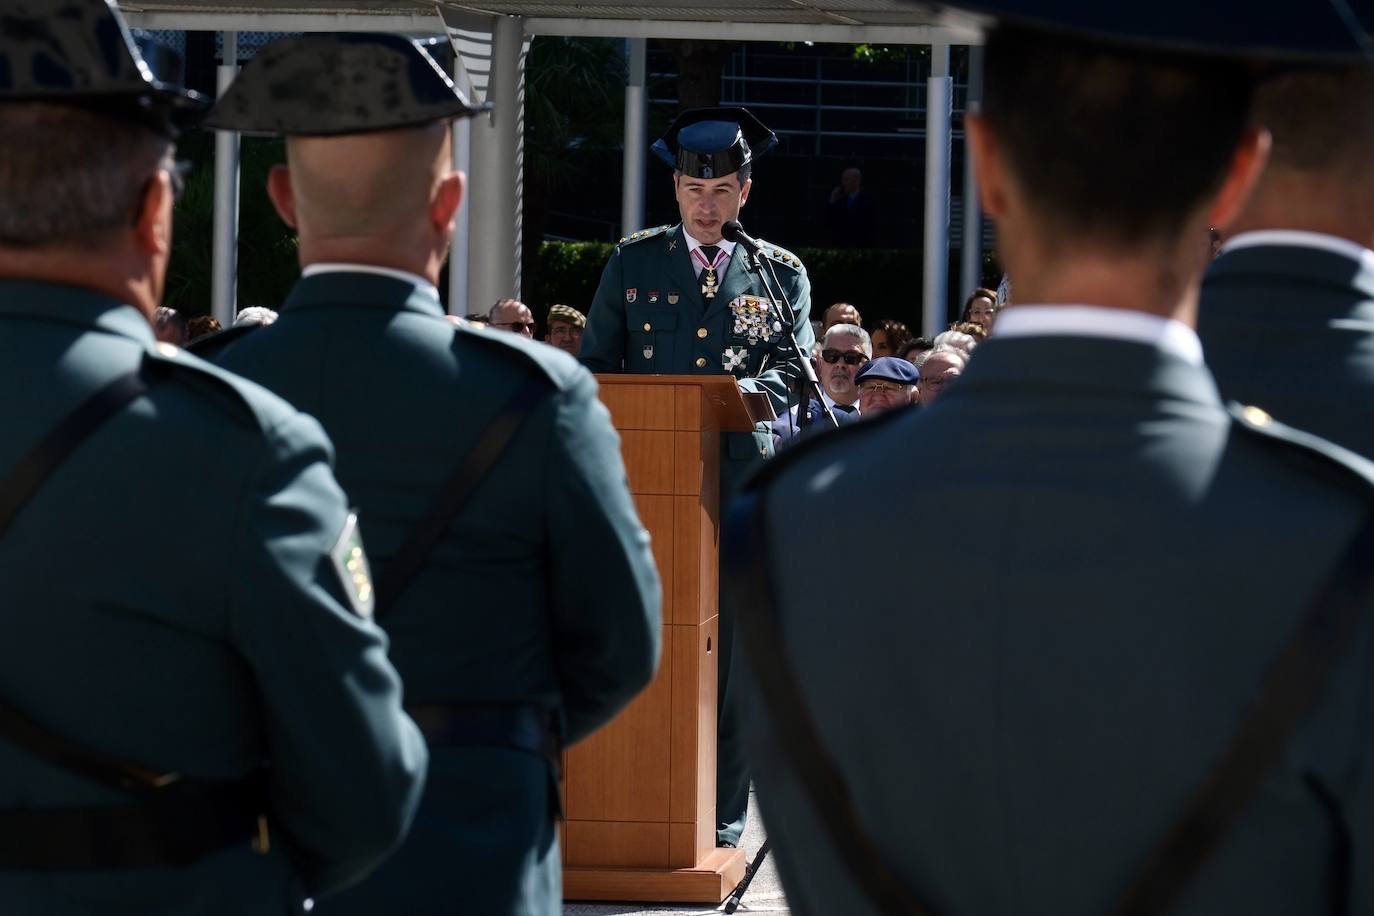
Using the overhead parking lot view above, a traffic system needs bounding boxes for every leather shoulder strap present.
[723,489,938,916]
[1112,508,1374,915]
[375,373,553,613]
[728,480,1374,916]
[0,356,167,538]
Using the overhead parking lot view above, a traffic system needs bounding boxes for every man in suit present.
[0,5,427,914]
[730,7,1374,915]
[204,33,661,916]
[1199,64,1374,459]
[772,323,869,446]
[581,105,813,847]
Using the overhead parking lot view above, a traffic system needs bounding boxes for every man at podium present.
[581,107,814,848]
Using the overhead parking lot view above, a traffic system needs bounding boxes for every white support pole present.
[211,31,240,327]
[467,16,523,312]
[620,38,647,236]
[449,63,474,317]
[959,45,984,303]
[922,43,952,340]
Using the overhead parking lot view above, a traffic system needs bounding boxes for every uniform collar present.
[286,264,445,317]
[992,304,1204,367]
[0,278,155,343]
[1221,229,1374,269]
[302,262,441,302]
[681,226,736,261]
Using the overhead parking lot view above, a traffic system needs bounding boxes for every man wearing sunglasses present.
[488,297,536,338]
[772,323,870,446]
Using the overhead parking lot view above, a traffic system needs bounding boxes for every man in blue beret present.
[581,106,815,848]
[728,5,1374,914]
[203,32,661,916]
[853,355,920,415]
[0,4,428,914]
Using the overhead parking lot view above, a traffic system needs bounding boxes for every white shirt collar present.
[992,305,1204,366]
[1221,229,1374,270]
[681,227,736,261]
[302,263,440,302]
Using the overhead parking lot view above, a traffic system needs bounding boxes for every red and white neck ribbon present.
[691,246,729,277]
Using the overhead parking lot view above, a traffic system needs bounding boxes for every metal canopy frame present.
[119,1,985,328]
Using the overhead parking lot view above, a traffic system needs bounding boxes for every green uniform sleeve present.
[544,367,662,745]
[739,263,816,418]
[229,410,428,898]
[580,248,628,373]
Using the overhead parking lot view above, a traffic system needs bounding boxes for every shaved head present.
[286,121,452,240]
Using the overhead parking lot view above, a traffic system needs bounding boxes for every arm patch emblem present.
[330,511,375,618]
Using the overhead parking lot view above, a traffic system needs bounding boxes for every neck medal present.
[701,269,719,300]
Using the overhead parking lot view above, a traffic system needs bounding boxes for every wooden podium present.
[561,375,753,903]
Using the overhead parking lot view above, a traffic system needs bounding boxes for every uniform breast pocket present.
[628,309,677,371]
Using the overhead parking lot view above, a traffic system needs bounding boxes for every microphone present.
[721,220,763,254]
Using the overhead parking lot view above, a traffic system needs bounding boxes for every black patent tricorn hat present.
[0,0,206,132]
[204,33,489,136]
[915,0,1373,61]
[651,107,777,179]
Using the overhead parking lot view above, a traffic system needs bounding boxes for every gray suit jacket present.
[738,335,1374,916]
[1200,242,1374,460]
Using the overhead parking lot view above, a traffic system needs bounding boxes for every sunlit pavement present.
[564,790,789,916]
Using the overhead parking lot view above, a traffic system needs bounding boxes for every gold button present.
[1241,405,1272,426]
[697,328,708,339]
[695,357,707,368]
[155,342,178,357]
[643,322,652,332]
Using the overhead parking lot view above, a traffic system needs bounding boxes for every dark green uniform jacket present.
[1200,235,1374,460]
[580,222,814,845]
[739,333,1374,915]
[215,268,662,916]
[0,280,427,915]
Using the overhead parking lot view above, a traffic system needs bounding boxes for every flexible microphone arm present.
[721,220,837,430]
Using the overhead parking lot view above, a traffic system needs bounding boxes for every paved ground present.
[564,790,789,916]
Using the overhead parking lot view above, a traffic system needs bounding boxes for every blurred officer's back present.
[0,3,428,913]
[730,4,1374,915]
[202,33,662,916]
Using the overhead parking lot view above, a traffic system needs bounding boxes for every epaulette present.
[616,224,671,247]
[756,239,804,271]
[185,322,260,361]
[142,340,288,432]
[1228,401,1374,497]
[452,321,565,390]
[741,401,911,495]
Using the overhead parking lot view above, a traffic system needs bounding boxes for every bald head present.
[285,122,451,238]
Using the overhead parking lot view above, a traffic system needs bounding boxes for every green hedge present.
[528,240,1001,330]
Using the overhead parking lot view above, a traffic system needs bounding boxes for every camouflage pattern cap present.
[204,33,489,135]
[547,304,587,329]
[0,0,206,133]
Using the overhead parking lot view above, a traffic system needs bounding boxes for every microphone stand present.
[735,238,838,431]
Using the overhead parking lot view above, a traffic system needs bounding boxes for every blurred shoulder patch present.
[330,512,375,618]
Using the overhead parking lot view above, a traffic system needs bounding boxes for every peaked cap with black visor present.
[652,107,777,179]
[203,33,489,136]
[0,0,206,135]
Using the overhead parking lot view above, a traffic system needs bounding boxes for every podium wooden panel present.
[561,375,752,903]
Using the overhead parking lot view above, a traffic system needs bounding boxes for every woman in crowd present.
[870,318,913,358]
[959,287,999,332]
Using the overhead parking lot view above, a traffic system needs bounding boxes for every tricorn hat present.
[910,1,1372,61]
[0,0,206,133]
[204,33,489,135]
[651,107,777,179]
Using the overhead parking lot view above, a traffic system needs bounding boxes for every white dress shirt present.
[681,229,737,278]
[1221,229,1374,272]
